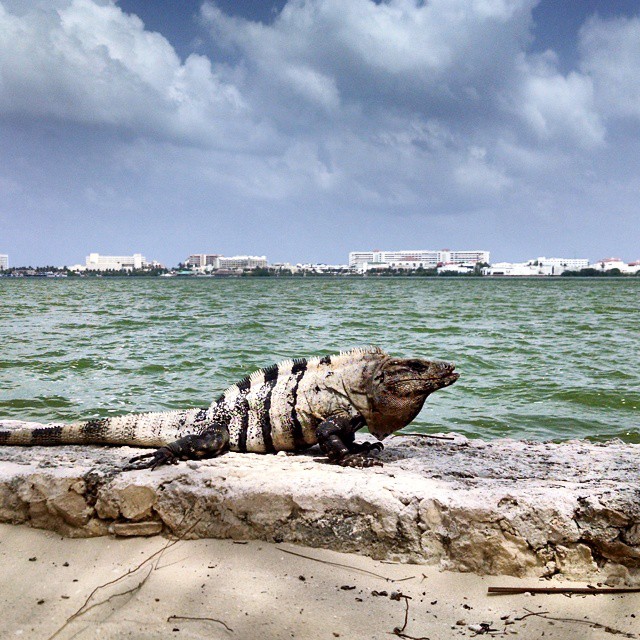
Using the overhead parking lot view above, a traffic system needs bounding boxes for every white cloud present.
[0,0,612,158]
[196,0,618,185]
[517,52,604,148]
[202,0,537,120]
[454,148,512,197]
[282,64,340,111]
[195,0,619,211]
[580,15,640,120]
[0,0,263,147]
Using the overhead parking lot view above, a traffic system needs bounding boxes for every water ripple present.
[0,277,638,441]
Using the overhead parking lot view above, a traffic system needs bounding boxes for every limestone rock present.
[109,521,163,537]
[1,435,639,583]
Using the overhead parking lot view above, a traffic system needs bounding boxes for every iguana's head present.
[365,357,459,439]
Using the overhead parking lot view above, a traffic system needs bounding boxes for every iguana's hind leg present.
[316,416,383,468]
[127,424,230,471]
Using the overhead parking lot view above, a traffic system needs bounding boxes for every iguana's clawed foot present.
[337,452,383,468]
[350,441,384,454]
[126,447,178,471]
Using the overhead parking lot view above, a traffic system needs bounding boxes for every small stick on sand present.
[392,432,456,441]
[489,586,640,595]
[514,608,637,638]
[278,547,413,582]
[167,615,233,632]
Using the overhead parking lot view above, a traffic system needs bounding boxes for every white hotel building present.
[588,257,640,274]
[349,249,490,272]
[0,254,8,270]
[85,253,147,271]
[185,254,221,268]
[483,257,589,276]
[218,255,267,270]
[185,254,268,271]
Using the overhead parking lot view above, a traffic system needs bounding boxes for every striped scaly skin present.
[0,347,459,470]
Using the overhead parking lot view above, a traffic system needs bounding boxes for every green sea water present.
[0,277,638,442]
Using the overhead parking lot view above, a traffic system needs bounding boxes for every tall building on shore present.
[535,257,589,275]
[85,253,147,271]
[0,254,8,270]
[217,255,267,270]
[185,254,221,268]
[349,249,490,271]
[185,254,268,270]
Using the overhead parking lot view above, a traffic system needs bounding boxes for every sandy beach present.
[1,524,638,640]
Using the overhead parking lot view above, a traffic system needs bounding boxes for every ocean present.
[1,277,638,442]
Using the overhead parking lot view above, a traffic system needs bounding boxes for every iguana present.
[0,347,458,469]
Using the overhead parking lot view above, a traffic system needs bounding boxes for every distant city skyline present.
[3,247,640,271]
[2,244,638,269]
[2,1,640,266]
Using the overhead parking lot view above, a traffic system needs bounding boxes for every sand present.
[1,524,638,640]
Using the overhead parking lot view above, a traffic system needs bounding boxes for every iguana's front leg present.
[316,416,382,468]
[342,432,384,456]
[127,424,230,470]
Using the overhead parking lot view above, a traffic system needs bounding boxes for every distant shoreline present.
[1,271,638,280]
[0,274,640,282]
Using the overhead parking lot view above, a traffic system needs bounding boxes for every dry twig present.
[391,594,429,640]
[515,608,637,638]
[489,586,640,595]
[278,547,412,582]
[47,514,202,640]
[167,615,233,632]
[47,569,152,640]
[392,432,456,441]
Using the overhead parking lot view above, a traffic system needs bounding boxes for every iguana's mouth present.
[440,372,460,387]
[427,364,458,385]
[427,364,458,388]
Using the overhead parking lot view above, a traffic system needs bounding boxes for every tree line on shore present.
[1,265,638,278]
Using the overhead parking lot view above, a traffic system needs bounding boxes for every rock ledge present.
[1,434,639,583]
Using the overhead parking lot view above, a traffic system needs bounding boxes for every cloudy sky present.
[1,0,639,267]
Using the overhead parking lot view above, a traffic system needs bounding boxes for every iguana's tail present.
[0,408,212,448]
